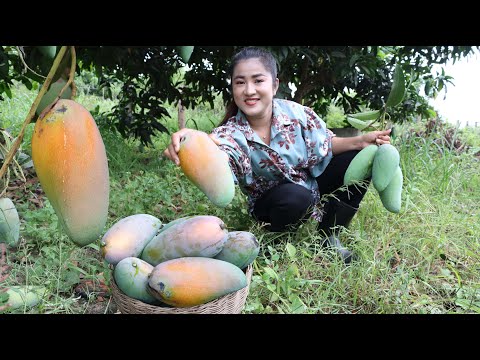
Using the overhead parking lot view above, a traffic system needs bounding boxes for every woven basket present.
[111,264,253,314]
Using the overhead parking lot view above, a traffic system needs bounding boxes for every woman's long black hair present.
[218,47,278,126]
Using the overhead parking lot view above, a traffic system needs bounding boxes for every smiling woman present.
[429,49,480,128]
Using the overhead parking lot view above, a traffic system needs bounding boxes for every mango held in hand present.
[379,166,403,213]
[31,99,109,247]
[178,130,235,207]
[147,257,247,307]
[344,144,378,186]
[372,144,400,192]
[141,215,228,266]
[101,214,162,265]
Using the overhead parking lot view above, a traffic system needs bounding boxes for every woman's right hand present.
[163,128,195,166]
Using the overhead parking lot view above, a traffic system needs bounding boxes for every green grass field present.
[1,80,479,314]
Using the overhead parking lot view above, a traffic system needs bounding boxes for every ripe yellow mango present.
[141,215,228,266]
[101,214,162,265]
[147,257,247,307]
[31,99,109,246]
[178,130,235,207]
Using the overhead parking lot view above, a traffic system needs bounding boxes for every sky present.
[428,48,480,128]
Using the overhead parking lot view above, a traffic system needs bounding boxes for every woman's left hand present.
[361,128,392,148]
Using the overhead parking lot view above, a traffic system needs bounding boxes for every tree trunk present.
[178,100,186,130]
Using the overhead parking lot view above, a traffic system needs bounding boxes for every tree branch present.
[178,100,186,130]
[0,46,69,183]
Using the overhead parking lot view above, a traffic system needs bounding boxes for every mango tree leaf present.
[347,116,370,130]
[386,63,406,108]
[348,109,381,121]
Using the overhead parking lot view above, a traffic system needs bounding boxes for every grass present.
[1,80,479,314]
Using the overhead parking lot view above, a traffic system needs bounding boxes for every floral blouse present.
[211,98,335,221]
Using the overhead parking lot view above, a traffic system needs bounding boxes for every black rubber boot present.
[317,199,358,264]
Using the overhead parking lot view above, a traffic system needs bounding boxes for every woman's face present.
[232,58,279,123]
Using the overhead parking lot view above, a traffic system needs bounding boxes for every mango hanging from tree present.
[31,99,110,246]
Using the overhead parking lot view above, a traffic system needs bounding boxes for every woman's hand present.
[360,128,392,148]
[163,128,196,165]
[331,128,392,155]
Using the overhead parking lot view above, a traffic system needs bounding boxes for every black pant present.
[253,150,369,232]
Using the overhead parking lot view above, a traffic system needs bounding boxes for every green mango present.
[379,166,403,213]
[36,77,73,116]
[4,286,47,310]
[113,257,160,305]
[344,145,378,186]
[0,197,20,247]
[214,231,259,269]
[372,144,400,192]
[177,46,194,63]
[37,46,57,60]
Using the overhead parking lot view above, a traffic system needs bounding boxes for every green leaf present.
[348,110,381,121]
[290,296,306,314]
[4,85,12,99]
[386,63,406,108]
[264,267,278,280]
[346,116,370,130]
[285,243,296,259]
[424,81,431,96]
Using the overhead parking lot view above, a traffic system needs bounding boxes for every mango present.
[379,166,403,213]
[141,215,228,266]
[31,99,109,247]
[4,286,47,310]
[101,214,162,265]
[36,78,73,116]
[214,231,259,269]
[156,216,192,236]
[113,257,160,305]
[372,144,400,192]
[0,197,20,247]
[344,145,378,186]
[178,130,235,208]
[147,257,247,307]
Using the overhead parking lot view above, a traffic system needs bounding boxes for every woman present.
[164,47,391,264]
